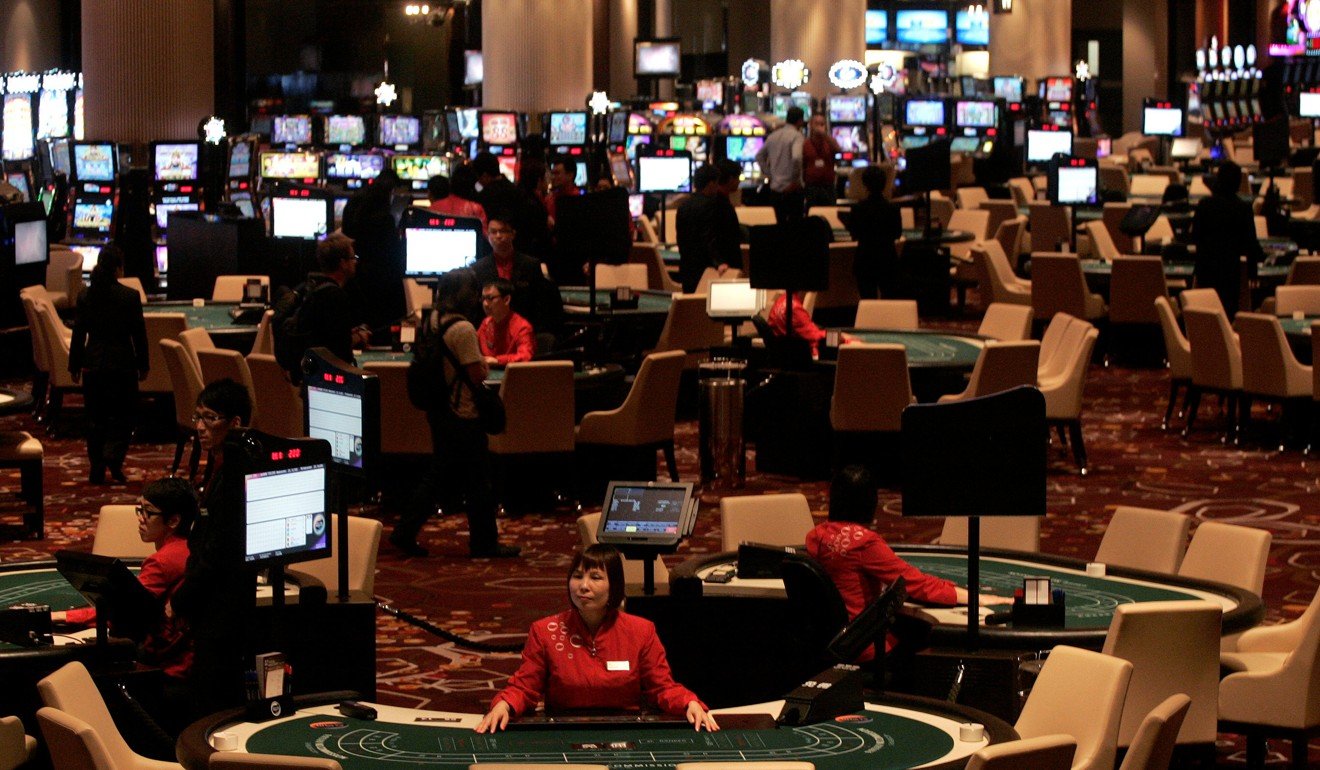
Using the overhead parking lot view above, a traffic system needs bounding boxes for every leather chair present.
[403,277,432,318]
[593,263,649,291]
[734,206,778,227]
[1014,646,1132,770]
[1007,177,1036,208]
[628,242,682,292]
[1155,296,1192,430]
[1179,288,1226,314]
[196,348,258,424]
[718,493,814,552]
[966,735,1076,770]
[650,295,725,368]
[1098,165,1130,200]
[1181,307,1243,442]
[993,216,1027,265]
[247,353,305,438]
[1274,286,1320,316]
[1285,257,1320,286]
[141,313,187,395]
[948,209,990,261]
[160,339,205,477]
[118,277,148,303]
[972,241,1031,307]
[0,430,43,538]
[1100,202,1135,254]
[1037,313,1080,382]
[977,303,1032,341]
[287,515,383,595]
[938,340,1040,403]
[38,661,183,770]
[1082,220,1122,262]
[1029,253,1106,323]
[1179,520,1272,653]
[212,754,343,769]
[19,288,58,420]
[250,310,275,356]
[1235,312,1311,448]
[91,504,155,558]
[1109,257,1171,330]
[211,274,269,302]
[488,361,575,511]
[177,327,216,381]
[1028,202,1072,253]
[1094,506,1190,574]
[806,205,847,230]
[1117,695,1193,770]
[32,297,80,428]
[37,706,116,770]
[1129,174,1170,199]
[1037,316,1099,474]
[980,200,1018,240]
[955,186,990,211]
[853,299,918,330]
[935,516,1041,552]
[577,350,686,483]
[45,247,83,310]
[695,266,744,297]
[0,715,35,770]
[831,343,912,434]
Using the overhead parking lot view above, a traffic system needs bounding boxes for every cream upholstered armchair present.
[403,278,432,319]
[1235,312,1311,448]
[830,343,912,433]
[935,516,1041,552]
[955,186,990,211]
[853,299,919,330]
[0,715,35,770]
[1007,177,1036,207]
[1093,506,1191,574]
[650,294,725,367]
[1030,253,1106,323]
[1082,220,1122,262]
[966,735,1076,770]
[1014,646,1133,770]
[37,707,117,770]
[973,241,1031,307]
[1028,202,1072,252]
[719,493,814,552]
[211,274,269,302]
[91,505,156,558]
[160,338,204,477]
[38,661,183,770]
[594,263,649,291]
[142,313,187,396]
[361,362,431,456]
[1108,257,1169,327]
[196,348,258,425]
[1179,521,1271,653]
[938,340,1039,404]
[1037,316,1099,474]
[1274,286,1320,316]
[980,200,1018,241]
[947,209,990,261]
[33,297,80,426]
[978,303,1033,341]
[45,246,83,310]
[488,361,575,511]
[249,309,275,356]
[1285,256,1320,286]
[1117,695,1192,770]
[1100,202,1135,253]
[287,515,384,595]
[247,353,305,438]
[1181,307,1243,442]
[629,242,682,292]
[212,753,344,768]
[1179,287,1226,314]
[177,326,216,381]
[1155,296,1191,430]
[577,350,686,482]
[993,216,1027,266]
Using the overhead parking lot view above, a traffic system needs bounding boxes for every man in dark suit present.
[471,213,564,342]
[1192,161,1264,317]
[847,165,904,299]
[676,160,742,293]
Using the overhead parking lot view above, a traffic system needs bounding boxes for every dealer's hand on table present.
[475,700,512,733]
[687,701,719,732]
[954,587,1013,606]
[840,333,859,344]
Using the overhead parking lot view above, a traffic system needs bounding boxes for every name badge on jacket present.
[606,660,631,671]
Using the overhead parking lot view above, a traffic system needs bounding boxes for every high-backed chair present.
[1179,521,1271,598]
[1014,645,1133,770]
[1008,177,1036,207]
[1028,202,1072,253]
[196,348,258,422]
[1098,165,1131,200]
[118,277,148,303]
[45,248,83,310]
[853,299,918,330]
[1129,174,1170,199]
[593,263,649,291]
[1101,202,1135,254]
[159,339,205,478]
[830,343,912,434]
[1154,297,1191,430]
[966,735,1076,770]
[19,289,55,419]
[577,511,669,591]
[1102,601,1221,751]
[37,707,116,770]
[956,186,990,211]
[0,715,35,770]
[1116,695,1193,770]
[812,243,859,313]
[929,194,955,230]
[1286,256,1320,286]
[628,242,682,292]
[287,515,383,595]
[140,313,187,395]
[38,661,182,770]
[1181,307,1243,442]
[981,200,1018,239]
[1236,312,1312,447]
[361,362,431,455]
[1274,286,1320,316]
[247,353,305,438]
[33,297,80,426]
[1038,313,1081,381]
[211,274,269,302]
[807,205,847,230]
[577,350,686,482]
[1179,288,1226,314]
[91,504,155,558]
[1093,506,1190,573]
[734,205,779,227]
[948,209,990,260]
[1109,256,1169,327]
[403,277,432,318]
[938,340,1040,403]
[695,266,744,297]
[973,241,1031,307]
[936,516,1041,552]
[1145,215,1176,248]
[177,327,216,381]
[1218,585,1320,770]
[1030,253,1106,322]
[993,216,1027,264]
[650,295,725,366]
[1037,316,1099,473]
[1083,220,1122,262]
[978,303,1033,341]
[248,310,275,357]
[719,493,814,552]
[487,361,576,509]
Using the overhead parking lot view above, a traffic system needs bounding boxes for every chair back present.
[577,351,686,447]
[118,277,148,303]
[1146,215,1175,245]
[34,299,76,388]
[962,341,1040,399]
[1094,506,1191,573]
[1129,174,1170,199]
[1109,257,1169,325]
[247,353,305,437]
[141,313,188,394]
[955,187,989,211]
[628,242,682,292]
[652,295,725,356]
[91,505,156,558]
[1030,253,1091,320]
[1237,312,1310,399]
[981,200,1018,240]
[177,327,216,380]
[1007,177,1035,207]
[250,309,275,356]
[1116,694,1192,770]
[212,274,270,302]
[361,362,432,455]
[1286,256,1320,286]
[196,349,258,422]
[949,208,990,242]
[719,493,814,552]
[807,205,847,230]
[577,512,670,588]
[978,303,1032,341]
[966,734,1076,770]
[403,278,432,318]
[1178,288,1225,314]
[1275,285,1320,316]
[1039,319,1098,420]
[830,344,912,432]
[36,707,116,770]
[594,263,649,291]
[780,554,850,667]
[19,291,51,375]
[973,240,1030,307]
[1084,220,1121,262]
[161,339,205,432]
[37,662,140,770]
[695,266,744,297]
[1153,297,1191,380]
[46,248,83,308]
[488,362,575,454]
[1183,307,1242,390]
[1102,601,1219,746]
[735,206,779,227]
[812,243,859,311]
[1294,166,1315,210]
[287,515,383,596]
[937,516,1041,552]
[1014,645,1132,770]
[1178,521,1271,595]
[993,216,1026,261]
[853,299,918,330]
[1099,164,1131,198]
[211,754,344,769]
[929,195,956,229]
[1038,313,1079,379]
[1253,215,1269,240]
[1028,202,1071,252]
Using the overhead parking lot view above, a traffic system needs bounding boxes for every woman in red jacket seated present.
[477,544,718,733]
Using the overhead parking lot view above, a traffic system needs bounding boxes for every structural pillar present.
[81,0,214,144]
[770,0,865,101]
[607,0,641,99]
[990,0,1073,87]
[484,0,592,116]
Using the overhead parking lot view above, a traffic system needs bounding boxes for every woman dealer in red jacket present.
[476,544,719,732]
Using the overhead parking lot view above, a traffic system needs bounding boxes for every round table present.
[177,694,1017,770]
[559,288,673,316]
[0,388,34,416]
[143,301,259,351]
[831,329,988,371]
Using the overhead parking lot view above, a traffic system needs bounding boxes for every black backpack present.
[272,278,335,384]
[406,315,461,412]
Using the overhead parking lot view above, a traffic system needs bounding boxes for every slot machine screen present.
[235,197,256,219]
[73,143,116,181]
[3,94,34,161]
[895,9,949,44]
[404,225,480,275]
[260,151,321,180]
[6,173,31,201]
[456,109,480,140]
[153,143,201,181]
[628,193,645,219]
[827,95,868,124]
[379,115,421,147]
[1026,130,1072,163]
[865,9,888,45]
[637,154,693,193]
[831,126,868,155]
[228,141,252,178]
[949,136,981,153]
[271,196,331,240]
[635,39,682,77]
[50,139,72,178]
[955,100,998,128]
[955,9,990,45]
[464,50,484,86]
[1301,92,1320,118]
[1044,77,1072,102]
[625,134,652,158]
[37,89,69,139]
[1170,137,1202,159]
[993,77,1023,103]
[549,112,588,146]
[903,99,946,128]
[444,112,463,145]
[14,219,47,266]
[496,155,518,182]
[1050,165,1099,205]
[1142,106,1184,136]
[72,201,114,233]
[610,153,633,188]
[696,80,723,108]
[608,112,629,145]
[155,200,200,230]
[392,154,448,182]
[325,153,385,180]
[725,136,764,163]
[243,463,330,566]
[325,115,367,146]
[272,115,313,146]
[480,112,519,146]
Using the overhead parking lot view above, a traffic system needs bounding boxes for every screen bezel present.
[634,38,682,78]
[404,219,483,276]
[242,462,331,567]
[596,480,697,548]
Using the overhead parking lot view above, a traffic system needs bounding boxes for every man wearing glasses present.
[471,212,563,343]
[477,278,535,365]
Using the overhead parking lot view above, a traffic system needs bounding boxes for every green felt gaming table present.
[177,696,1017,770]
[560,287,674,316]
[827,329,987,371]
[353,350,624,385]
[1075,258,1290,281]
[143,300,260,350]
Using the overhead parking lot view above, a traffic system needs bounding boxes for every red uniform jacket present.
[66,533,193,678]
[430,196,489,232]
[806,521,958,660]
[477,311,536,364]
[493,609,704,716]
[767,293,828,354]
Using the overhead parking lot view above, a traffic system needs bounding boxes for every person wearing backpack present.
[274,233,370,378]
[391,268,520,559]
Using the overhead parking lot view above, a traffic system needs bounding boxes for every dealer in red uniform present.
[477,278,535,365]
[476,544,718,732]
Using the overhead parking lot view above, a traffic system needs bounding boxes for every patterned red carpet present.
[2,358,1319,766]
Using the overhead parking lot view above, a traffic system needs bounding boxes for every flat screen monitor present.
[155,200,200,229]
[1044,77,1072,103]
[153,143,201,182]
[456,108,479,140]
[865,9,888,45]
[827,95,868,124]
[706,279,761,318]
[228,141,252,178]
[480,112,519,146]
[37,89,69,140]
[696,79,723,108]
[1142,106,1184,137]
[955,9,990,45]
[596,480,696,548]
[404,225,481,275]
[243,463,330,566]
[271,196,330,240]
[549,112,588,146]
[272,115,313,146]
[895,9,949,45]
[1026,129,1072,163]
[955,100,998,129]
[635,38,681,78]
[608,112,629,145]
[831,125,868,155]
[6,173,30,201]
[1170,137,1202,159]
[1300,92,1320,118]
[1051,165,1099,205]
[304,363,377,472]
[637,154,692,193]
[725,135,764,163]
[260,151,321,180]
[72,201,114,234]
[3,94,34,161]
[464,50,484,86]
[610,153,633,188]
[393,154,448,182]
[379,115,421,147]
[14,218,47,266]
[73,142,116,182]
[904,99,946,128]
[325,153,385,180]
[993,76,1023,104]
[325,115,367,146]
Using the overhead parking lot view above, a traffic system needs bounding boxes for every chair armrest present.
[1232,618,1305,653]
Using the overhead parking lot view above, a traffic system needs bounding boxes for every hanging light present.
[201,116,227,145]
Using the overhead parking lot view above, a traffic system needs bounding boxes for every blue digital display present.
[895,10,949,45]
[866,10,888,46]
[955,10,989,46]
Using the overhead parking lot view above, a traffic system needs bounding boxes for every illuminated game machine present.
[950,98,1001,158]
[33,71,76,192]
[225,136,259,219]
[714,113,767,187]
[546,110,590,187]
[257,150,323,228]
[1040,76,1075,132]
[898,96,949,152]
[2,73,40,194]
[827,94,871,167]
[622,112,655,161]
[770,91,815,122]
[444,106,480,158]
[656,113,711,164]
[376,114,422,153]
[150,141,204,246]
[478,110,521,181]
[392,154,451,202]
[67,141,119,248]
[323,114,367,153]
[324,152,386,212]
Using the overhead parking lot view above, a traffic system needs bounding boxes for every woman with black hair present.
[68,245,148,484]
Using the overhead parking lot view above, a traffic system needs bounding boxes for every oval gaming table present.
[178,694,1016,770]
[143,300,259,351]
[828,329,987,372]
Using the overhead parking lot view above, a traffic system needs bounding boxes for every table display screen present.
[243,464,329,565]
[74,143,116,182]
[637,155,692,192]
[1142,107,1184,137]
[405,226,479,275]
[325,115,367,146]
[307,386,364,469]
[1170,137,1202,159]
[1053,166,1098,205]
[549,112,588,146]
[153,143,200,181]
[15,219,47,266]
[1026,130,1072,163]
[1300,92,1320,118]
[271,197,329,240]
[601,484,687,538]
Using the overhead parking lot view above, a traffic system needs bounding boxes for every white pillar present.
[484,0,593,114]
[607,0,640,99]
[770,0,866,101]
[655,0,674,98]
[81,0,214,143]
[989,0,1073,86]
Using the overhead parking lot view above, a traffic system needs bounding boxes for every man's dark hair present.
[451,163,480,199]
[1213,161,1243,198]
[472,151,500,179]
[89,244,124,289]
[715,159,742,186]
[861,165,889,196]
[143,476,200,536]
[483,278,515,298]
[786,106,806,126]
[488,211,517,231]
[316,232,355,273]
[196,378,252,426]
[570,544,627,608]
[691,163,720,191]
[435,268,478,315]
[827,465,878,524]
[427,175,452,200]
[552,156,578,181]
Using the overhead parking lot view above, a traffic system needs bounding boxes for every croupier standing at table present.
[676,160,742,294]
[471,212,564,343]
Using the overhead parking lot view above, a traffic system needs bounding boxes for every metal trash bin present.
[698,360,746,488]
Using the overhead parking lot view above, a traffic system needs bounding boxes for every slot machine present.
[391,154,451,195]
[622,112,655,161]
[478,110,520,181]
[826,94,870,166]
[714,113,767,187]
[257,150,322,226]
[67,141,119,246]
[656,113,711,164]
[377,114,422,153]
[445,107,480,158]
[324,152,386,195]
[272,115,314,149]
[1040,76,1074,131]
[898,97,949,152]
[3,73,40,187]
[150,141,204,247]
[33,71,76,190]
[225,136,259,219]
[950,98,1002,158]
[323,115,368,152]
[545,111,590,187]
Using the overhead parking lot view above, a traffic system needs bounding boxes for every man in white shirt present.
[756,106,806,222]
